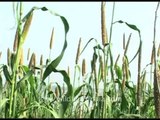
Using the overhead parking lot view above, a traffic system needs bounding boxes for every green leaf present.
[113,20,124,25]
[117,20,123,23]
[60,16,69,33]
[74,84,85,97]
[114,20,142,64]
[3,65,12,84]
[0,98,9,109]
[17,70,33,87]
[53,69,72,118]
[85,83,93,98]
[18,101,60,118]
[124,22,141,64]
[115,65,122,80]
[41,7,48,11]
[141,97,154,114]
[123,26,141,63]
[129,41,142,64]
[21,65,38,101]
[21,6,70,81]
[10,53,16,71]
[73,94,84,102]
[40,104,59,118]
[55,82,62,98]
[125,81,134,91]
[121,92,128,111]
[0,74,2,95]
[97,96,103,114]
[90,109,95,118]
[125,22,140,33]
[114,20,140,33]
[44,67,73,117]
[47,91,54,98]
[80,38,98,55]
[42,13,69,81]
[21,65,30,72]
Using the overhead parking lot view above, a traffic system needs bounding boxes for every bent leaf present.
[42,10,69,81]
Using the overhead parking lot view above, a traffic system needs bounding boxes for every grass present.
[0,1,160,118]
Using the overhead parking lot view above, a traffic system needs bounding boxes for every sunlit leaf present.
[0,98,9,109]
[115,65,122,80]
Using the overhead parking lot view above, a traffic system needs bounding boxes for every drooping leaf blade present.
[74,84,85,97]
[113,20,142,64]
[42,13,69,81]
[45,67,72,118]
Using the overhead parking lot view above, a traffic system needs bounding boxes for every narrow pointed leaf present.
[42,13,69,81]
[121,92,128,111]
[3,65,12,84]
[74,84,85,97]
[0,74,2,95]
[0,98,9,109]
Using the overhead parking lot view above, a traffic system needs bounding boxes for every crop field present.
[0,2,160,118]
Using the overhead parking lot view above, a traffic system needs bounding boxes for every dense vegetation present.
[0,2,160,118]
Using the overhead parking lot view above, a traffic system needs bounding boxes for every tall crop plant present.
[0,1,160,118]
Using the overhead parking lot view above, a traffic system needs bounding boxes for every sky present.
[0,2,159,87]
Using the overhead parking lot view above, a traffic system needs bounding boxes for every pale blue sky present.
[0,2,159,86]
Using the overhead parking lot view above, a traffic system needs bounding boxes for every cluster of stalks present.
[0,1,160,118]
